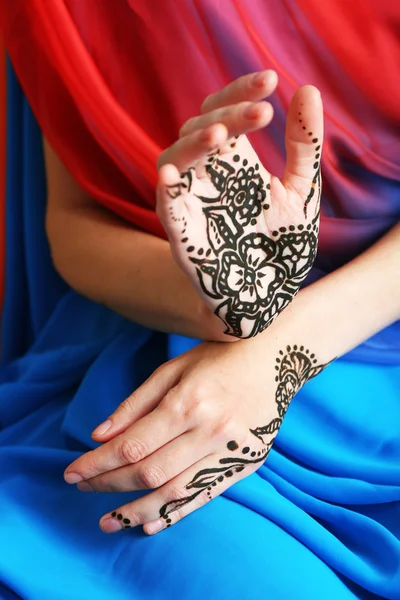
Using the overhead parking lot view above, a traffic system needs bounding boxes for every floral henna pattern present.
[167,124,322,339]
[113,345,331,531]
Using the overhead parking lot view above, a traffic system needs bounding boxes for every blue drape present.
[0,62,399,600]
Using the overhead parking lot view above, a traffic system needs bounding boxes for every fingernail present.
[101,515,123,533]
[64,472,83,484]
[244,102,263,119]
[252,72,266,87]
[146,519,164,535]
[92,419,112,436]
[77,481,94,492]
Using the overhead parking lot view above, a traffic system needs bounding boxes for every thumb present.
[281,85,323,218]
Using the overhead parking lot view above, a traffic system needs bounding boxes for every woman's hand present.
[64,333,328,536]
[156,71,324,339]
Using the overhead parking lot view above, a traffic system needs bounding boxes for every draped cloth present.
[0,2,399,598]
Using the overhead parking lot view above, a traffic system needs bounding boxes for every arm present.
[63,219,400,536]
[43,137,227,340]
[43,69,280,341]
[249,218,400,364]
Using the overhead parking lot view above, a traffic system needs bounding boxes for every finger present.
[200,69,278,115]
[77,429,216,493]
[99,448,255,535]
[281,85,324,219]
[179,100,273,139]
[157,122,228,172]
[64,400,187,484]
[91,359,183,442]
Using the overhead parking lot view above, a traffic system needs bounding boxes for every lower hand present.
[64,331,328,535]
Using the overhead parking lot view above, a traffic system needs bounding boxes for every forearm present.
[47,201,229,340]
[251,221,400,363]
[43,137,231,341]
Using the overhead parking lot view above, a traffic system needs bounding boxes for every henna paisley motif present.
[153,345,331,529]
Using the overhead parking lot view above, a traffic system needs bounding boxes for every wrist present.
[199,300,239,343]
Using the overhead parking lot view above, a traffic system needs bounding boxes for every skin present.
[64,215,400,535]
[155,81,323,338]
[58,74,400,535]
[44,70,281,343]
[44,70,322,341]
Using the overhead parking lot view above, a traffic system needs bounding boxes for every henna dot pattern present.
[154,344,330,530]
[164,121,321,339]
[297,117,322,218]
[227,440,239,451]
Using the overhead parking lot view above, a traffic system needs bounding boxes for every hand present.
[156,71,324,339]
[64,334,329,536]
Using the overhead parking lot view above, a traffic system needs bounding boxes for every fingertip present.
[202,122,228,147]
[265,69,278,90]
[158,163,181,186]
[91,419,113,437]
[293,85,323,111]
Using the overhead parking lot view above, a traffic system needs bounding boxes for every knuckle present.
[196,489,211,509]
[118,395,135,415]
[200,94,213,114]
[82,451,100,478]
[163,486,190,521]
[210,416,236,440]
[125,511,142,527]
[136,464,166,489]
[120,438,147,464]
[190,399,213,423]
[162,390,186,419]
[179,117,195,137]
[190,388,218,421]
[96,475,124,493]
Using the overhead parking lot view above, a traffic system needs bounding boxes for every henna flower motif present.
[218,233,285,314]
[277,231,318,281]
[221,164,266,226]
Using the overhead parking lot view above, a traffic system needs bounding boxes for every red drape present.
[0,0,398,243]
[0,36,6,313]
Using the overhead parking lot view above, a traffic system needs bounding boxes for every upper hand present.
[156,70,324,338]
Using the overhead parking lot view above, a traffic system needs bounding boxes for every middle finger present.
[64,403,187,483]
[77,429,217,493]
[200,69,278,115]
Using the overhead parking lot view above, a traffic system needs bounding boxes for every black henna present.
[168,137,321,339]
[151,345,331,529]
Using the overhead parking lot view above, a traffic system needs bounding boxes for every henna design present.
[166,125,322,339]
[113,345,329,531]
[153,345,329,528]
[111,511,132,529]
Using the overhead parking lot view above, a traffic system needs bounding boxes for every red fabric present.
[0,0,398,242]
[0,0,165,237]
[0,37,6,313]
[294,0,400,123]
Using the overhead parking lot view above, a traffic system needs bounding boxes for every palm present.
[158,84,323,338]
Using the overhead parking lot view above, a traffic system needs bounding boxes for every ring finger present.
[179,100,273,139]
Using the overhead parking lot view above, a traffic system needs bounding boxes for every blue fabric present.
[0,63,399,600]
